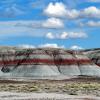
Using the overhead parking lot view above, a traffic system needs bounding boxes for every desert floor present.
[0,77,100,100]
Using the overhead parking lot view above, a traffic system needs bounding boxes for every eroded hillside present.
[0,47,100,79]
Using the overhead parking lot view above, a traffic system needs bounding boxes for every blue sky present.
[0,0,100,49]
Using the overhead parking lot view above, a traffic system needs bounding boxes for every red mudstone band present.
[0,59,93,66]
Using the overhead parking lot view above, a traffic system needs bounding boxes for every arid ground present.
[0,77,100,100]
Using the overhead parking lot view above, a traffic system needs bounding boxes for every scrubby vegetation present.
[0,80,100,96]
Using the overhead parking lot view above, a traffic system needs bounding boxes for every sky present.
[0,0,100,49]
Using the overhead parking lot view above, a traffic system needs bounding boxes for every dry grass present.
[0,80,100,96]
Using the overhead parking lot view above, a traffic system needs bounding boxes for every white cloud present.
[18,43,65,49]
[82,6,100,18]
[39,43,65,48]
[79,21,100,27]
[70,45,83,50]
[0,21,31,36]
[66,9,79,19]
[44,2,67,17]
[0,20,64,37]
[44,2,79,19]
[18,44,35,49]
[87,21,100,27]
[61,32,88,39]
[17,44,84,50]
[42,17,64,28]
[46,32,54,39]
[60,32,68,39]
[67,32,88,38]
[46,31,87,39]
[0,21,43,38]
[15,20,63,29]
[4,18,63,30]
[44,2,100,19]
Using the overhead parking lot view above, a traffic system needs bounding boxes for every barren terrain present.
[0,77,100,100]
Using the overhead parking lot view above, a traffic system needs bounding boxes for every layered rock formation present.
[83,48,100,67]
[0,47,100,79]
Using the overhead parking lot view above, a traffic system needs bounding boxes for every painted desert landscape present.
[0,47,100,100]
[0,0,100,99]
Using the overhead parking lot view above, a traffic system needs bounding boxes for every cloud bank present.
[44,2,100,19]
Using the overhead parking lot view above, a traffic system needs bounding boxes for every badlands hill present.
[0,46,100,80]
[83,48,100,67]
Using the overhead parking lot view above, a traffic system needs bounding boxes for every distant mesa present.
[0,47,100,80]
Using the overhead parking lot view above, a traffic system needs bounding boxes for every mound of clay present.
[0,47,100,79]
[83,48,100,66]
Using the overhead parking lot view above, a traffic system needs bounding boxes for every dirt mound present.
[0,48,100,79]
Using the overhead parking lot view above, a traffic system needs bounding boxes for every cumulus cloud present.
[87,21,100,27]
[3,18,63,30]
[82,6,100,18]
[60,32,68,39]
[46,31,87,39]
[18,43,65,49]
[79,21,100,27]
[67,32,87,38]
[66,9,79,19]
[42,17,64,28]
[17,44,84,49]
[44,2,79,19]
[0,20,88,39]
[44,2,100,19]
[39,43,65,48]
[70,45,84,50]
[0,19,64,36]
[44,2,67,17]
[60,32,87,39]
[46,32,55,39]
[18,44,35,49]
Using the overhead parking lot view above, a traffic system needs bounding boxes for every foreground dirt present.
[0,77,100,97]
[0,92,100,100]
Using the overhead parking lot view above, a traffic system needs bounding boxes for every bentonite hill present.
[0,46,100,80]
